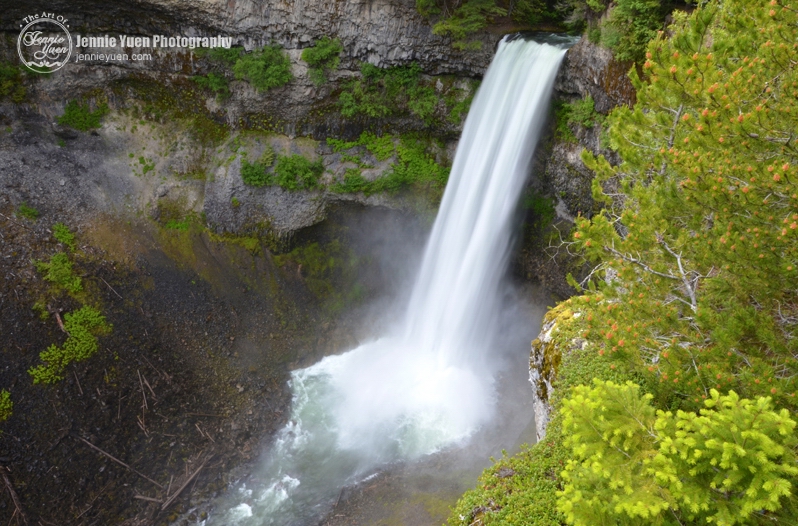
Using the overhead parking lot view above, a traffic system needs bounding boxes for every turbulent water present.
[208,36,569,525]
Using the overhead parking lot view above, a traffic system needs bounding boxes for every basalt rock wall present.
[0,0,498,76]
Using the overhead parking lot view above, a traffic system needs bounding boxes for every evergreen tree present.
[559,380,798,525]
[570,0,798,412]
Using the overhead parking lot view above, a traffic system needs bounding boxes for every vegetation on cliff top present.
[451,0,798,523]
[417,0,667,62]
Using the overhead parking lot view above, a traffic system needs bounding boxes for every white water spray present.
[210,36,569,525]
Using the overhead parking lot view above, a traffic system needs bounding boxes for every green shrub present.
[241,145,275,187]
[559,381,798,525]
[330,168,371,194]
[29,306,111,384]
[600,0,662,63]
[357,132,395,161]
[301,37,343,85]
[35,252,82,293]
[553,101,578,143]
[329,133,448,197]
[231,196,241,207]
[416,0,441,16]
[58,100,109,131]
[553,95,602,143]
[566,95,601,128]
[273,154,325,191]
[16,202,39,220]
[448,307,639,526]
[192,72,229,97]
[339,62,439,123]
[0,62,26,103]
[233,45,293,92]
[52,222,77,251]
[240,159,271,186]
[0,390,11,423]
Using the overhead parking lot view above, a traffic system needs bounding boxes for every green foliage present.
[164,219,191,230]
[273,154,325,191]
[258,143,275,166]
[29,306,111,384]
[446,86,476,125]
[33,301,49,320]
[599,0,663,63]
[241,159,271,187]
[554,95,603,142]
[16,202,39,220]
[0,62,26,103]
[572,0,798,413]
[233,45,293,92]
[192,72,230,97]
[559,380,798,525]
[52,222,77,251]
[567,95,602,128]
[301,37,343,85]
[57,100,109,131]
[240,145,276,187]
[231,196,241,208]
[35,252,82,293]
[328,132,449,198]
[339,62,439,123]
[240,147,321,191]
[511,0,552,26]
[431,0,506,50]
[0,390,11,423]
[416,0,440,16]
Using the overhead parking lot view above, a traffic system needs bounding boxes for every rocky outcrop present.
[555,37,636,113]
[541,37,632,220]
[0,107,453,236]
[529,304,586,440]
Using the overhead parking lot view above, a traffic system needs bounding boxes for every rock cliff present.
[1,0,497,75]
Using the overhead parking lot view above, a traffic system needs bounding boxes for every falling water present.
[209,35,570,525]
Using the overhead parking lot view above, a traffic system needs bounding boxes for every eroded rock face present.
[1,0,497,76]
[555,37,636,113]
[529,306,586,440]
[541,38,631,221]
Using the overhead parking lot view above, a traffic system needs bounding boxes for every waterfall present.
[210,36,570,525]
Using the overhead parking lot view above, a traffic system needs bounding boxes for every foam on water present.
[209,36,569,525]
